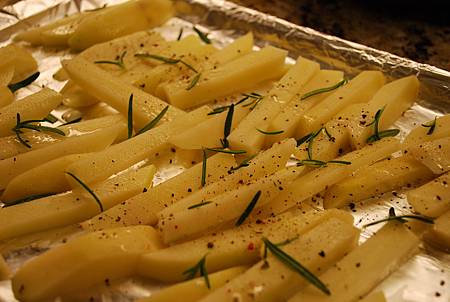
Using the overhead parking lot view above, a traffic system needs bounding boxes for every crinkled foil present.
[0,0,449,301]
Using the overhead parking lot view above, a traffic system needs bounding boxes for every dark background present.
[230,0,450,71]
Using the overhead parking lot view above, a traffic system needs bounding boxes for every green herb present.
[65,172,104,212]
[327,160,351,165]
[307,128,325,159]
[206,147,246,154]
[127,94,134,139]
[275,235,300,247]
[3,192,56,207]
[421,116,437,135]
[186,73,201,90]
[300,79,348,100]
[8,72,40,93]
[241,92,263,110]
[296,132,314,147]
[193,26,211,44]
[236,190,261,226]
[262,237,331,295]
[44,113,58,123]
[366,106,400,143]
[183,255,211,289]
[135,105,169,136]
[295,159,351,167]
[12,113,65,148]
[207,106,229,115]
[134,53,198,73]
[201,149,207,187]
[363,207,434,228]
[323,127,335,141]
[221,104,234,148]
[94,51,126,69]
[256,128,284,135]
[208,92,261,115]
[187,201,212,210]
[177,28,184,41]
[229,154,256,171]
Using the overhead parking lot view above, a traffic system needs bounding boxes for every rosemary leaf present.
[193,26,211,44]
[201,149,207,187]
[364,207,434,228]
[229,154,256,172]
[367,129,400,143]
[12,113,65,148]
[186,73,201,91]
[66,172,104,212]
[3,192,56,207]
[222,104,234,148]
[207,106,229,115]
[262,237,331,295]
[421,116,437,135]
[235,190,261,226]
[135,53,198,73]
[300,79,347,100]
[94,51,126,69]
[296,159,327,167]
[135,105,169,136]
[206,147,246,154]
[182,255,211,289]
[257,128,284,135]
[127,94,133,139]
[296,133,314,147]
[177,28,184,41]
[307,128,324,160]
[187,201,212,210]
[327,160,351,165]
[8,72,40,92]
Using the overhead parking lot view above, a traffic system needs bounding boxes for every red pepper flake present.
[247,242,255,251]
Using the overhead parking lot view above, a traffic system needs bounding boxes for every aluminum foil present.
[0,0,449,301]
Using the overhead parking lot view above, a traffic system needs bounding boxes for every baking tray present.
[0,0,449,301]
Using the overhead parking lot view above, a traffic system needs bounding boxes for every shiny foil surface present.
[0,0,449,301]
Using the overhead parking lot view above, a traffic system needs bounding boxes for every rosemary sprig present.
[12,113,65,148]
[66,172,104,212]
[221,104,234,148]
[127,94,134,139]
[421,116,437,135]
[262,237,331,295]
[206,147,246,154]
[229,154,256,172]
[94,51,127,69]
[295,159,351,167]
[201,149,207,187]
[134,53,198,73]
[257,128,284,135]
[183,255,211,289]
[193,26,211,44]
[363,207,434,228]
[300,79,348,100]
[8,72,40,92]
[241,92,264,110]
[236,190,261,226]
[3,192,56,207]
[208,92,262,115]
[135,105,169,136]
[177,28,184,41]
[187,201,212,210]
[186,73,201,91]
[307,128,324,159]
[327,160,352,165]
[366,106,400,143]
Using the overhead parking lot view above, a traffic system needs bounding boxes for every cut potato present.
[0,86,14,108]
[267,70,344,144]
[424,210,450,252]
[169,104,250,149]
[0,44,38,83]
[259,137,400,216]
[289,223,419,302]
[12,226,163,302]
[138,210,350,282]
[323,155,434,209]
[227,56,320,154]
[403,114,450,149]
[0,64,14,86]
[406,172,450,217]
[0,125,120,190]
[0,165,155,241]
[0,254,10,281]
[81,152,236,231]
[137,266,248,302]
[0,88,62,137]
[62,57,184,129]
[360,292,387,302]
[409,136,450,174]
[200,216,359,302]
[162,46,288,109]
[297,71,385,137]
[61,81,101,108]
[66,106,209,186]
[159,139,296,221]
[68,0,174,51]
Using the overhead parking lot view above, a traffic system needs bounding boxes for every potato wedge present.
[81,152,236,231]
[169,104,250,149]
[137,266,248,302]
[68,0,174,51]
[200,216,359,302]
[297,71,385,137]
[138,210,350,282]
[406,172,450,217]
[360,292,387,302]
[323,155,434,209]
[162,46,288,109]
[0,254,10,281]
[66,106,209,186]
[403,114,450,149]
[424,210,450,252]
[0,125,119,190]
[227,56,320,154]
[0,165,155,241]
[12,226,163,302]
[62,57,184,129]
[0,44,38,83]
[409,136,450,174]
[0,86,14,108]
[289,223,419,302]
[0,88,62,137]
